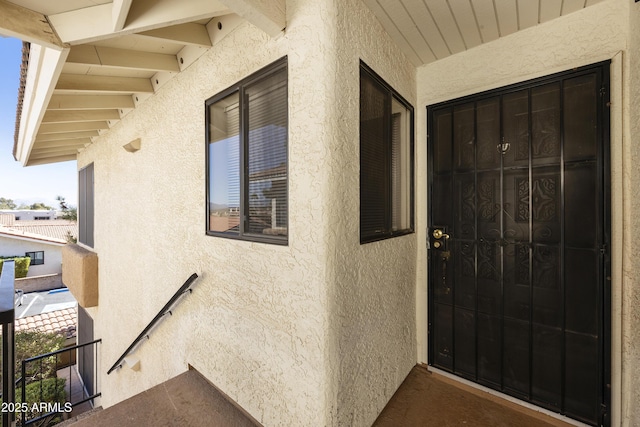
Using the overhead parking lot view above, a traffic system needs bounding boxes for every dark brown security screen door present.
[427,62,610,426]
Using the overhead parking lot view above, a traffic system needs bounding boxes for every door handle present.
[432,229,450,240]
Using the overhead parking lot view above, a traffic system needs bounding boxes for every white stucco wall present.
[0,236,63,276]
[623,1,640,425]
[416,0,633,424]
[77,0,418,425]
[328,0,417,425]
[81,15,329,427]
[73,0,640,424]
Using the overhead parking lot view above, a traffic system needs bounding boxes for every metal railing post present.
[21,360,26,426]
[1,260,16,427]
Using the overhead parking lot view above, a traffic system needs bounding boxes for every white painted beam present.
[112,0,134,32]
[0,0,66,49]
[206,14,244,46]
[34,138,92,149]
[138,23,212,47]
[26,154,77,166]
[15,45,70,166]
[42,109,121,123]
[218,0,285,37]
[36,132,98,143]
[39,121,110,134]
[31,146,84,156]
[49,0,230,44]
[67,45,180,72]
[56,74,154,93]
[48,95,135,110]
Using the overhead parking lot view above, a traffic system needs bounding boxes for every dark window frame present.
[25,251,44,265]
[360,61,415,244]
[78,163,95,248]
[205,57,289,245]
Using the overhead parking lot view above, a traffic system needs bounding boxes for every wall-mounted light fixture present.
[123,138,141,153]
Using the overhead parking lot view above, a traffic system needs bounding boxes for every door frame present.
[425,61,612,426]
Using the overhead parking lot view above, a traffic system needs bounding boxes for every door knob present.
[432,229,450,240]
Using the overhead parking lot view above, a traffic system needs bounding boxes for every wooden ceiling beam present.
[68,45,180,72]
[26,154,77,166]
[42,109,121,123]
[112,0,134,32]
[36,131,99,142]
[0,0,66,48]
[31,146,83,157]
[39,121,110,134]
[48,95,135,110]
[138,23,212,47]
[34,138,93,149]
[217,0,285,37]
[48,0,230,44]
[56,74,154,93]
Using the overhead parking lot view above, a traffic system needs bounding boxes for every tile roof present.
[9,220,78,241]
[0,214,15,226]
[15,306,77,338]
[0,225,67,245]
[14,41,29,159]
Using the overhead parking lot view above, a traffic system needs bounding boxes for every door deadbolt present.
[432,229,450,240]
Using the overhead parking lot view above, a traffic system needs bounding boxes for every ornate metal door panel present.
[428,63,610,426]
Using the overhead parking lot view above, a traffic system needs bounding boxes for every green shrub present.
[16,377,67,426]
[0,330,66,388]
[0,256,31,278]
[15,330,66,383]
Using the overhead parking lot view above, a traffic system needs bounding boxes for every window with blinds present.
[360,62,414,244]
[206,57,288,244]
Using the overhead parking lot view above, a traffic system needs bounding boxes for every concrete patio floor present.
[60,364,583,426]
[373,365,580,427]
[63,368,261,427]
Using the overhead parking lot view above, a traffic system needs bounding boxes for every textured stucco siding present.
[78,1,335,425]
[0,235,63,276]
[624,0,640,425]
[416,0,633,424]
[78,0,419,424]
[329,0,417,426]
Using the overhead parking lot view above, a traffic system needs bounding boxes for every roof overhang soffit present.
[46,0,285,45]
[0,0,70,166]
[3,0,286,167]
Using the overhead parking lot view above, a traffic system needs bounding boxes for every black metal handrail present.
[107,273,198,374]
[20,338,102,426]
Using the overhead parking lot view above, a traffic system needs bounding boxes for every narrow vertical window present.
[206,58,288,244]
[360,62,414,243]
[78,163,94,247]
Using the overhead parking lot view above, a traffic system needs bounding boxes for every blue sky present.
[0,37,77,208]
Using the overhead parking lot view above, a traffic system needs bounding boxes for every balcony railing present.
[19,339,101,426]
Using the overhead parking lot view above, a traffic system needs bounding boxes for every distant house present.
[3,0,640,426]
[0,226,65,276]
[0,217,76,276]
[0,209,58,221]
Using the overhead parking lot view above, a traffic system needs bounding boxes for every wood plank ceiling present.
[362,0,605,66]
[10,0,605,165]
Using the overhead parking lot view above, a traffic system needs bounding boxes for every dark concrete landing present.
[374,365,577,427]
[69,369,262,427]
